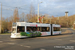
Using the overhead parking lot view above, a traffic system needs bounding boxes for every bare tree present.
[13,7,19,22]
[19,12,25,22]
[26,3,36,22]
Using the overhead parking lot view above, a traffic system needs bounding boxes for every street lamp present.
[37,2,43,23]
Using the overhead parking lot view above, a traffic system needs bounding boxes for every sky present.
[0,0,75,18]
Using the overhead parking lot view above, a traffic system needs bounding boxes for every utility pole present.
[37,2,42,23]
[58,17,59,24]
[67,22,68,27]
[37,4,39,23]
[0,3,2,34]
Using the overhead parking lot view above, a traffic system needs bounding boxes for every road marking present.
[56,39,62,40]
[10,40,15,41]
[7,43,15,45]
[70,40,75,42]
[24,46,31,48]
[0,41,3,42]
[58,44,61,45]
[20,45,23,46]
[40,48,46,50]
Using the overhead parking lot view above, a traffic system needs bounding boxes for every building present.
[65,11,68,17]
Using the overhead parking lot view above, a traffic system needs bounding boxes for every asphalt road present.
[0,28,75,50]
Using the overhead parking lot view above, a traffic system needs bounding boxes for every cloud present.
[0,0,75,17]
[55,5,65,9]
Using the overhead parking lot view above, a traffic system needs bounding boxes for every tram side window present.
[17,26,25,33]
[37,27,40,31]
[53,27,60,31]
[27,27,37,32]
[41,27,50,32]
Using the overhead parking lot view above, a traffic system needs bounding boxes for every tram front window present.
[17,26,25,33]
[12,23,16,26]
[12,28,16,33]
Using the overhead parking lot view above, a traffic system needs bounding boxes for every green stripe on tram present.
[20,32,41,37]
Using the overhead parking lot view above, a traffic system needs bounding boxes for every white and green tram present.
[11,22,61,38]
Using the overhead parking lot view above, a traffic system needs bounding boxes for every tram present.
[11,22,61,38]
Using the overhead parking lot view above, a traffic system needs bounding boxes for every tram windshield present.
[12,28,16,33]
[12,23,16,26]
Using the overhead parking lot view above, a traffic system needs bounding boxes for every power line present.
[0,6,27,11]
[0,3,28,12]
[0,3,28,13]
[2,5,27,10]
[2,5,16,8]
[0,4,26,11]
